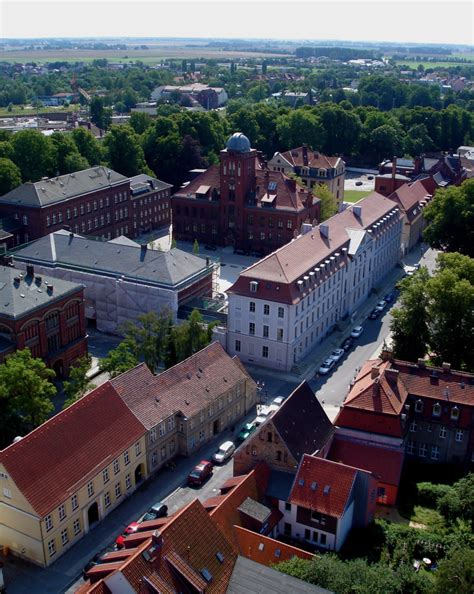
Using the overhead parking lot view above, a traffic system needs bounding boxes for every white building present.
[225,193,402,371]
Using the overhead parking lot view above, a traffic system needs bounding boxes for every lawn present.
[405,505,447,533]
[344,190,371,203]
[0,105,80,117]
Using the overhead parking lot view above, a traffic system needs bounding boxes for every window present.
[58,212,63,223]
[22,214,28,225]
[320,533,327,545]
[61,528,69,546]
[115,482,121,499]
[249,322,255,335]
[235,340,241,352]
[113,459,120,474]
[87,481,94,497]
[409,421,417,432]
[135,442,141,456]
[285,502,291,512]
[199,429,205,441]
[432,403,441,417]
[249,301,256,313]
[71,495,78,511]
[103,468,109,484]
[104,492,111,507]
[263,325,269,338]
[277,328,284,342]
[150,427,157,443]
[278,307,284,318]
[262,346,269,358]
[419,443,427,458]
[48,539,56,557]
[125,474,132,490]
[46,216,51,227]
[249,281,258,293]
[161,446,167,460]
[311,511,326,525]
[59,504,66,521]
[73,519,81,536]
[439,426,447,439]
[451,406,460,420]
[263,304,270,316]
[124,450,130,465]
[455,429,464,442]
[431,445,440,460]
[45,515,53,532]
[287,220,292,229]
[415,400,423,413]
[407,441,415,455]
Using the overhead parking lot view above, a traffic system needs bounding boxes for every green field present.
[344,190,371,203]
[0,105,80,117]
[395,59,473,69]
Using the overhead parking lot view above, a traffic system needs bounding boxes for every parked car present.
[351,326,364,338]
[213,441,236,464]
[254,405,271,426]
[115,522,140,548]
[330,348,345,363]
[142,501,168,522]
[384,292,395,303]
[319,358,335,375]
[272,396,286,406]
[187,460,213,487]
[83,552,105,578]
[355,180,363,186]
[341,336,354,351]
[375,300,387,312]
[368,308,380,320]
[237,422,256,442]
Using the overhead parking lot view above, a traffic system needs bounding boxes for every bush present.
[416,482,453,508]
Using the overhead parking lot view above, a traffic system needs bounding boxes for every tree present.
[0,157,21,194]
[0,349,56,447]
[99,340,139,378]
[367,124,406,162]
[50,132,88,175]
[129,111,152,135]
[276,110,326,151]
[391,268,431,362]
[423,179,474,257]
[315,183,338,221]
[434,548,474,594]
[104,125,150,177]
[71,127,104,166]
[62,356,95,409]
[90,96,112,130]
[438,473,474,529]
[11,130,55,182]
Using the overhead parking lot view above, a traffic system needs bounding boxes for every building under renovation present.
[10,231,215,334]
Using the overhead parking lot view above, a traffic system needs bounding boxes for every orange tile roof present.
[289,455,358,518]
[234,526,314,566]
[0,383,145,517]
[229,192,400,303]
[111,342,253,430]
[388,180,430,219]
[278,147,341,170]
[328,436,405,487]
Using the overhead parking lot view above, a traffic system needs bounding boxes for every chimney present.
[47,285,54,294]
[442,362,451,372]
[392,156,397,180]
[26,264,34,277]
[319,224,329,239]
[417,358,426,368]
[353,205,362,218]
[302,144,308,166]
[371,366,380,379]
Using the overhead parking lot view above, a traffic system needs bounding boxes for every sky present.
[1,0,473,46]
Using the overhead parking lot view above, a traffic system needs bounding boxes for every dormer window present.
[250,281,258,293]
[432,403,441,417]
[451,406,460,420]
[414,399,423,413]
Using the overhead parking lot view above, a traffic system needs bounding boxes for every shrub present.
[416,482,452,507]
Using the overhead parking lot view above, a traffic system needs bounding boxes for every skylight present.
[200,568,213,582]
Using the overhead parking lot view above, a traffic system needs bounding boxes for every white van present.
[213,441,236,464]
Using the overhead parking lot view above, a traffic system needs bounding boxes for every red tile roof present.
[234,526,314,566]
[388,180,431,220]
[289,455,358,518]
[277,147,341,170]
[111,342,253,430]
[229,192,400,303]
[328,436,405,487]
[0,383,145,517]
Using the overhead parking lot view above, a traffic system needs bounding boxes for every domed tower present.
[219,133,258,245]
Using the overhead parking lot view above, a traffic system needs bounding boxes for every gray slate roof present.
[12,231,211,289]
[0,265,83,320]
[271,381,333,461]
[129,174,172,198]
[0,166,128,208]
[227,556,332,594]
[238,497,271,524]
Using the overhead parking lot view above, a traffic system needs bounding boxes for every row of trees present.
[100,309,216,377]
[391,251,474,371]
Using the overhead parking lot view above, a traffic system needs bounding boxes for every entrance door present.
[87,502,99,528]
[134,464,144,485]
[213,419,219,435]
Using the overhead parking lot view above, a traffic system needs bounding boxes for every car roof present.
[219,441,234,449]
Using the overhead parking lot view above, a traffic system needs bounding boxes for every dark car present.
[341,336,354,351]
[237,422,256,443]
[368,308,380,320]
[83,553,103,579]
[384,292,395,303]
[187,460,213,487]
[142,501,168,522]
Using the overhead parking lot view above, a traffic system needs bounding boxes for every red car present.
[115,521,140,548]
[187,460,213,487]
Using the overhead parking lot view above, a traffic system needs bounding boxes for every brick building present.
[0,167,171,248]
[0,264,87,375]
[172,133,321,256]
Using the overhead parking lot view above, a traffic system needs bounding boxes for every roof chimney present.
[417,358,426,368]
[319,224,329,239]
[392,156,397,180]
[442,362,451,372]
[371,366,380,379]
[353,205,362,218]
[302,144,308,166]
